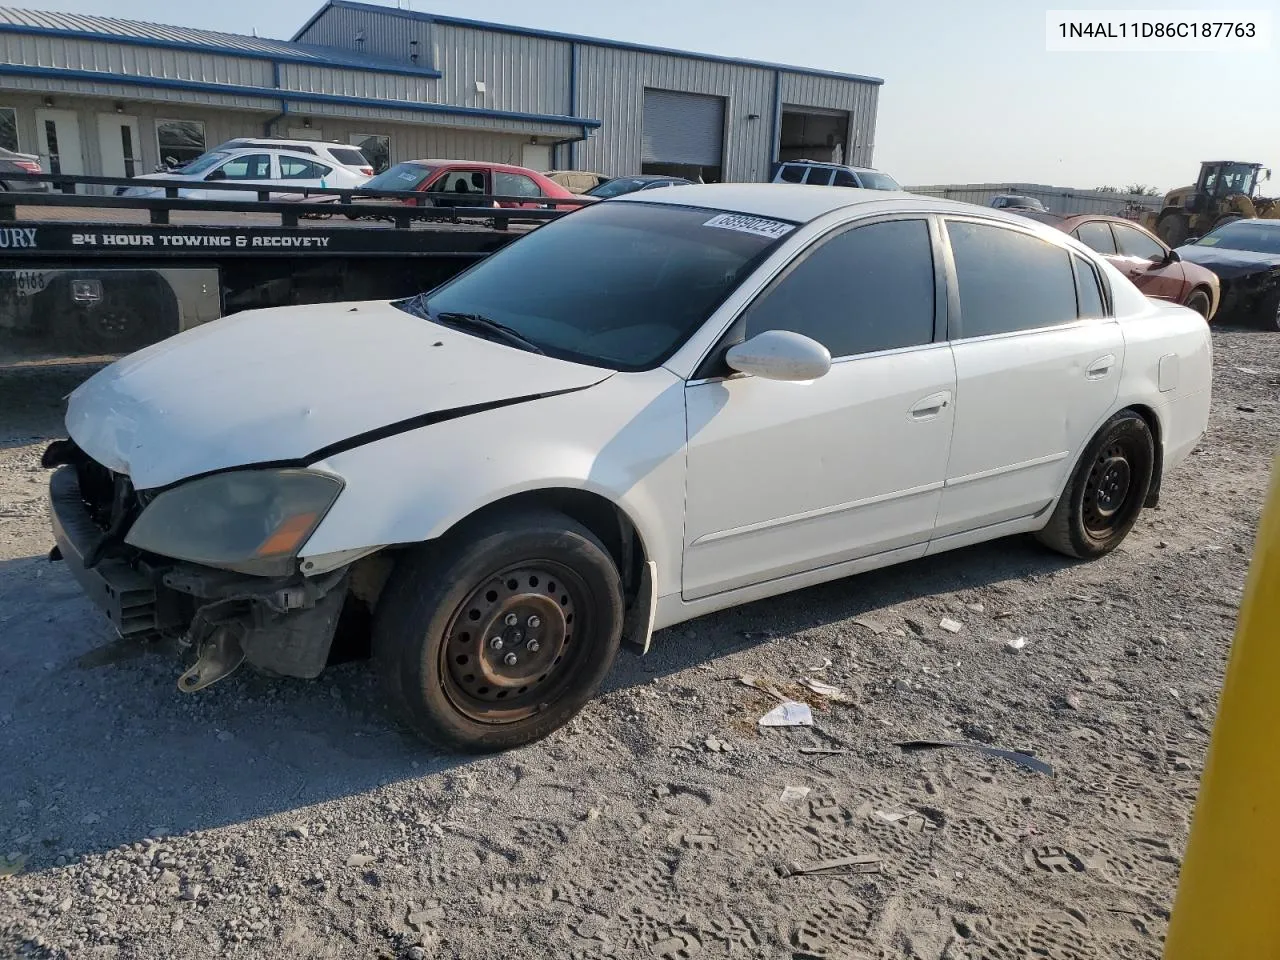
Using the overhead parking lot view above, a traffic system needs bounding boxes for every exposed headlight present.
[125,469,343,577]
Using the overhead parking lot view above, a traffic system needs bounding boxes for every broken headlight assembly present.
[124,469,344,578]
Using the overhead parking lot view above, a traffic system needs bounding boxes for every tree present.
[1094,184,1163,196]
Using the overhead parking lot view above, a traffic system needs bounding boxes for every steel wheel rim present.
[1082,438,1143,539]
[439,561,589,724]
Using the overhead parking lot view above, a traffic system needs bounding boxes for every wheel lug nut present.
[527,616,541,629]
[489,637,504,651]
[526,639,540,652]
[504,613,519,627]
[503,652,518,666]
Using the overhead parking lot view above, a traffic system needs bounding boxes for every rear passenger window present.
[743,219,935,357]
[1073,221,1117,255]
[833,169,859,187]
[1073,255,1107,318]
[947,221,1078,337]
[778,165,805,183]
[804,168,834,186]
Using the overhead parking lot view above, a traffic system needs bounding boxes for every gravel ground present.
[0,326,1276,960]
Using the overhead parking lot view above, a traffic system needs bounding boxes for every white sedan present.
[46,185,1212,752]
[120,146,368,202]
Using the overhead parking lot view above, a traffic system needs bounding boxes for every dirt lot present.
[0,326,1276,960]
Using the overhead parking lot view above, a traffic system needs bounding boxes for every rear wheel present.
[1184,288,1212,320]
[1036,411,1155,559]
[1156,212,1189,247]
[1258,289,1280,332]
[372,509,624,752]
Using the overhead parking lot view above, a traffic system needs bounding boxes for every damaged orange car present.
[1025,213,1220,320]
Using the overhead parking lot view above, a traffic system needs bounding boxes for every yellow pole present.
[1165,453,1280,959]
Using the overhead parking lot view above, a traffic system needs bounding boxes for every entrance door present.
[35,109,83,177]
[96,114,141,180]
[521,143,551,172]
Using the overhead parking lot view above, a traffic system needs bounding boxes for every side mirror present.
[725,330,832,382]
[1151,249,1179,266]
[1265,168,1272,181]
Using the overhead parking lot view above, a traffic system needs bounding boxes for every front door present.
[934,218,1124,537]
[682,217,955,600]
[96,114,141,180]
[1109,221,1185,301]
[35,109,83,177]
[521,143,551,173]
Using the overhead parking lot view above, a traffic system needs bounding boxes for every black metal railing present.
[0,172,594,230]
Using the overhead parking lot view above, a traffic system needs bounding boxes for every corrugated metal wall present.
[576,45,776,180]
[432,24,570,117]
[0,34,273,87]
[907,182,1163,218]
[294,99,578,138]
[297,5,429,68]
[780,72,879,167]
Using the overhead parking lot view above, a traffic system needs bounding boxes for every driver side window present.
[741,219,937,358]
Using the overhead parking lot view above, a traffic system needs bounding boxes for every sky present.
[15,0,1279,192]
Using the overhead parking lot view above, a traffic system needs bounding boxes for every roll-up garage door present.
[641,89,725,166]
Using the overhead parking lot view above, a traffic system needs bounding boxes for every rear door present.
[277,153,336,199]
[201,152,273,202]
[934,217,1123,538]
[493,170,545,209]
[428,167,491,208]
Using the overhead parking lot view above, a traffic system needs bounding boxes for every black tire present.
[1184,288,1212,320]
[1256,288,1280,333]
[372,508,624,752]
[1156,212,1189,247]
[1036,411,1155,560]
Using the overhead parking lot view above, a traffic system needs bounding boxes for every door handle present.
[1087,355,1116,380]
[910,391,952,420]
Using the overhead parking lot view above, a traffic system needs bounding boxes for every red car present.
[1026,212,1220,319]
[359,159,580,209]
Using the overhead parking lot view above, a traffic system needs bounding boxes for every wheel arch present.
[1123,402,1165,507]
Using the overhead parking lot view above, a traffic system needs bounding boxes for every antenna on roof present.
[252,27,258,37]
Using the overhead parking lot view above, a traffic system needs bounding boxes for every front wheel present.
[1036,411,1155,559]
[1184,288,1212,320]
[372,509,624,752]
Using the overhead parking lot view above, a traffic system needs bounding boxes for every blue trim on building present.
[296,0,885,86]
[0,63,601,129]
[0,21,443,78]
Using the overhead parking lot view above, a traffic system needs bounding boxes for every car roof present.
[402,159,545,175]
[616,182,1058,226]
[223,138,354,149]
[779,160,881,174]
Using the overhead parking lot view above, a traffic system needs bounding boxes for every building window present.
[155,119,206,169]
[0,108,18,152]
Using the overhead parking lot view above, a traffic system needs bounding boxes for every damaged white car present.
[46,184,1213,752]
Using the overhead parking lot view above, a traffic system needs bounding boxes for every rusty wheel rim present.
[440,562,587,724]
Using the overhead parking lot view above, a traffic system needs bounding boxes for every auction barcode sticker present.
[1046,9,1271,51]
[704,213,795,239]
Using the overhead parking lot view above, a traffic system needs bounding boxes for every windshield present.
[362,162,436,192]
[175,151,232,176]
[588,178,653,198]
[405,202,794,370]
[1205,163,1258,197]
[855,171,901,191]
[1196,221,1280,255]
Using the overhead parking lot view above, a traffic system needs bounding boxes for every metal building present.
[0,2,882,184]
[907,182,1163,219]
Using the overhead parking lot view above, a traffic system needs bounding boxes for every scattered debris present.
[898,740,1054,776]
[806,657,834,673]
[346,853,374,868]
[407,902,445,930]
[758,702,814,727]
[892,678,912,693]
[1070,594,1104,603]
[1237,405,1257,413]
[851,615,887,635]
[874,809,912,824]
[780,854,881,877]
[1005,637,1028,653]
[799,676,853,703]
[779,785,811,802]
[993,610,1015,620]
[905,618,926,636]
[965,603,985,614]
[798,747,849,756]
[939,618,963,634]
[703,736,733,753]
[1236,366,1259,375]
[1063,693,1084,711]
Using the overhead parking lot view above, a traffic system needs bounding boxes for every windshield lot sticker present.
[703,214,794,239]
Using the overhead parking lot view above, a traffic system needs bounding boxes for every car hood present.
[1177,244,1280,279]
[66,300,613,489]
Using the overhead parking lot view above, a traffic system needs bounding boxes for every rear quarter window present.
[329,148,369,166]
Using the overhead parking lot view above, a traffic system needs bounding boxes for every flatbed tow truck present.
[0,172,583,358]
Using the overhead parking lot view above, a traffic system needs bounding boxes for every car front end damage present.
[44,439,358,692]
[1214,267,1280,324]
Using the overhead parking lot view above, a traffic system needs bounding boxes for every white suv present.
[772,159,901,191]
[121,146,371,201]
[212,139,374,179]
